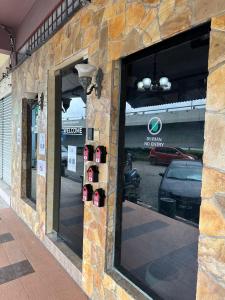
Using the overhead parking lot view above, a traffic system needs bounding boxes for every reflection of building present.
[62,105,205,149]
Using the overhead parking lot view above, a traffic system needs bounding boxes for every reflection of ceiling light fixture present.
[62,97,72,113]
[24,92,44,111]
[137,55,172,92]
[75,63,103,99]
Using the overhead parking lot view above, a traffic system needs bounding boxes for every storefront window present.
[115,24,209,300]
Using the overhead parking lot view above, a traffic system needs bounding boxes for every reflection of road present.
[133,161,166,209]
[65,154,84,182]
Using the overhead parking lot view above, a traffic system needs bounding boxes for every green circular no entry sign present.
[148,117,162,135]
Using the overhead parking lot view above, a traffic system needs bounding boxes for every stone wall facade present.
[6,0,225,299]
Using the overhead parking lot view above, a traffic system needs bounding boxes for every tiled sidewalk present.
[0,198,88,300]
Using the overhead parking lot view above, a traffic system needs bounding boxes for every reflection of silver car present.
[158,160,202,222]
[61,145,68,167]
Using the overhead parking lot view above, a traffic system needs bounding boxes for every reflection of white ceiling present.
[62,70,85,100]
[0,53,9,67]
[62,72,78,93]
[126,99,206,113]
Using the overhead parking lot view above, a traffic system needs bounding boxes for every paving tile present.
[3,240,26,264]
[0,233,14,244]
[19,272,56,300]
[0,260,34,285]
[0,246,11,268]
[0,206,88,299]
[0,278,29,300]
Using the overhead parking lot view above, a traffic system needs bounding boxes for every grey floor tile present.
[0,260,34,285]
[0,233,14,244]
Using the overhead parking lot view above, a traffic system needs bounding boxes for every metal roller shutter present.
[0,100,3,179]
[0,95,12,186]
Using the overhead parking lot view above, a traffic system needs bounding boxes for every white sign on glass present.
[67,146,77,173]
[37,160,46,177]
[39,133,46,155]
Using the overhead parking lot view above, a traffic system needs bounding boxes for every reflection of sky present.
[62,97,86,120]
[126,98,206,113]
[62,97,206,120]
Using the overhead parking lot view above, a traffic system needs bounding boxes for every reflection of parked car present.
[149,147,196,165]
[61,145,68,167]
[158,160,202,223]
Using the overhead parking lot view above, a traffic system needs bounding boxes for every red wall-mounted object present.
[82,184,93,201]
[95,146,107,163]
[87,166,99,182]
[83,145,94,161]
[93,188,105,207]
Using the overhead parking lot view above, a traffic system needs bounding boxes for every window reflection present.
[58,96,86,257]
[116,25,209,300]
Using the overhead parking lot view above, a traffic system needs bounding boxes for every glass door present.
[56,64,86,258]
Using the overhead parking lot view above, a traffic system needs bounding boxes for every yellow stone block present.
[202,167,225,199]
[126,3,145,28]
[139,8,157,31]
[200,196,225,236]
[108,14,125,40]
[82,26,98,48]
[207,63,225,112]
[108,41,123,61]
[212,15,225,31]
[197,270,225,300]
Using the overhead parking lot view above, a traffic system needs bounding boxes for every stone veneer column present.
[197,14,225,299]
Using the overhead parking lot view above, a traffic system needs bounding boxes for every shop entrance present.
[55,62,86,258]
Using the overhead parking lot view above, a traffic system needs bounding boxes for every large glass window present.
[115,24,209,300]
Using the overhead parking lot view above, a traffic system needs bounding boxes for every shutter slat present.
[0,95,12,186]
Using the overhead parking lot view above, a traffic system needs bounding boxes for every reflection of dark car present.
[158,160,202,223]
[149,147,196,165]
